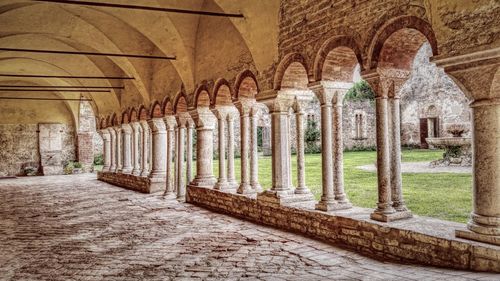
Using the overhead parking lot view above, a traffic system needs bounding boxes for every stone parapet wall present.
[97,171,164,194]
[187,185,500,272]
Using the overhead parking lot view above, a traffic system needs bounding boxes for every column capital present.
[163,115,177,130]
[121,123,132,134]
[99,128,111,137]
[308,80,352,105]
[433,47,500,101]
[361,68,410,99]
[211,106,236,120]
[130,121,141,131]
[147,118,166,133]
[189,107,217,129]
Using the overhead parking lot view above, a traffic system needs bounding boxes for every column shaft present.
[250,111,262,191]
[216,117,228,189]
[121,124,133,174]
[390,97,407,211]
[109,128,117,172]
[131,123,141,175]
[269,111,292,192]
[102,130,111,172]
[295,110,308,194]
[148,119,167,178]
[177,126,186,200]
[333,101,350,205]
[164,127,176,198]
[140,121,150,176]
[115,127,122,172]
[186,125,193,184]
[238,114,252,194]
[227,116,237,187]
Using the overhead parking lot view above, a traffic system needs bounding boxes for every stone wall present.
[0,124,76,176]
[343,100,377,150]
[187,186,500,273]
[97,171,163,194]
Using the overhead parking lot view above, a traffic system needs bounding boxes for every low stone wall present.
[187,185,500,272]
[97,171,164,194]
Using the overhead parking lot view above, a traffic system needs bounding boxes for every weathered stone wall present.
[343,100,377,150]
[0,124,76,176]
[187,185,500,273]
[400,43,471,146]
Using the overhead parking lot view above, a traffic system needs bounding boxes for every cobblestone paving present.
[0,175,497,281]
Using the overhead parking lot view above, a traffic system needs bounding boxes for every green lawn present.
[211,149,472,223]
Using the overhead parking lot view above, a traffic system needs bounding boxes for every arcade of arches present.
[1,0,500,277]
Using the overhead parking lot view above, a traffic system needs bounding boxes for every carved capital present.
[147,118,166,133]
[189,107,217,129]
[163,116,177,130]
[121,123,132,135]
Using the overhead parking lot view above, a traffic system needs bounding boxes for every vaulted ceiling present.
[0,0,280,118]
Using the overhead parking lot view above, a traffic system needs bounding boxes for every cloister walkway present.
[0,175,496,281]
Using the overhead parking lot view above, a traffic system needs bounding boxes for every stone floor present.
[0,175,497,281]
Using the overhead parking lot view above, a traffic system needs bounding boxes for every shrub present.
[344,80,375,102]
[305,119,321,154]
[94,153,104,165]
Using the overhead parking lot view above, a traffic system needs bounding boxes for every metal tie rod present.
[0,47,176,60]
[0,74,134,79]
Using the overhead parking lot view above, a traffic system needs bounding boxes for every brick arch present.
[111,113,119,126]
[129,107,138,122]
[273,52,311,90]
[161,96,174,115]
[138,105,149,121]
[212,78,234,106]
[121,109,130,124]
[313,35,364,82]
[234,69,260,99]
[366,16,438,70]
[173,91,189,114]
[193,83,212,108]
[149,100,163,118]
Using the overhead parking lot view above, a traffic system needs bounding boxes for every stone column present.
[148,118,167,193]
[362,72,396,221]
[164,116,176,199]
[121,123,133,174]
[389,91,408,212]
[227,114,238,188]
[189,108,217,187]
[434,53,500,246]
[310,82,351,211]
[131,122,141,176]
[215,111,228,190]
[176,120,186,200]
[174,127,179,192]
[140,120,150,177]
[238,108,253,194]
[101,129,111,172]
[114,126,122,172]
[294,105,309,194]
[109,127,117,172]
[250,107,262,192]
[287,112,293,189]
[186,122,194,184]
[332,92,351,206]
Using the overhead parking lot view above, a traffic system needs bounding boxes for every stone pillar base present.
[238,184,256,195]
[215,181,236,191]
[257,190,315,206]
[456,229,500,246]
[252,183,263,193]
[190,176,217,188]
[315,201,352,212]
[163,191,177,200]
[370,210,413,222]
[148,177,166,193]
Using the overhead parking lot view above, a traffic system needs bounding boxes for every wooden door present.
[419,118,429,149]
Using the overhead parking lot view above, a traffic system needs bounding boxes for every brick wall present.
[187,185,500,272]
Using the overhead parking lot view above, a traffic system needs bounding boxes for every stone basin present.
[425,137,472,167]
[425,137,471,148]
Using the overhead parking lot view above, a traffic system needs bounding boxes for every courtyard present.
[0,174,495,281]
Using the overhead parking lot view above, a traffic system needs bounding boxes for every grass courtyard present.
[210,149,472,224]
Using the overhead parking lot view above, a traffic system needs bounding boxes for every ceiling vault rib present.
[0,97,92,101]
[0,85,124,89]
[0,48,176,60]
[0,89,110,92]
[0,74,135,80]
[33,0,245,18]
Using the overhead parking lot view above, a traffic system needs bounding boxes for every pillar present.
[121,123,133,174]
[109,127,117,172]
[140,120,150,177]
[164,116,176,199]
[101,129,111,172]
[310,82,351,211]
[131,122,141,176]
[389,92,408,212]
[250,107,262,192]
[176,121,186,200]
[186,122,194,184]
[238,110,253,194]
[215,112,229,190]
[114,126,122,173]
[148,118,167,179]
[189,109,217,187]
[332,92,351,206]
[227,114,238,188]
[294,106,309,194]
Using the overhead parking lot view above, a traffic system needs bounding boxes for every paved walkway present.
[0,174,496,281]
[357,161,471,174]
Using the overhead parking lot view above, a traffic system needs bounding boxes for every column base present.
[132,169,141,176]
[295,187,311,195]
[140,170,150,177]
[148,177,166,193]
[190,176,217,188]
[121,168,133,174]
[163,191,177,200]
[237,183,255,195]
[315,200,352,212]
[370,210,413,222]
[456,229,500,246]
[257,189,315,206]
[215,181,236,191]
[251,182,263,192]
